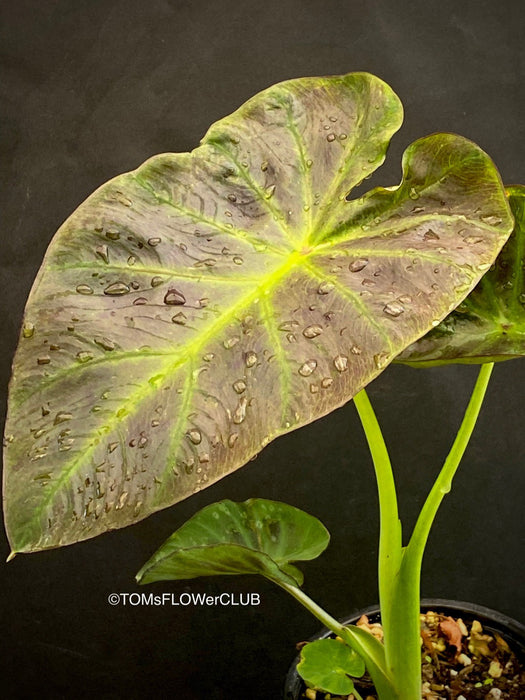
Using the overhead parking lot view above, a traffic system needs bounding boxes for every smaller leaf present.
[298,638,365,695]
[136,498,329,587]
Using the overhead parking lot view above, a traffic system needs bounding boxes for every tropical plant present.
[137,187,525,698]
[3,72,522,698]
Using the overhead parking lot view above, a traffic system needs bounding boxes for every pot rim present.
[284,598,525,699]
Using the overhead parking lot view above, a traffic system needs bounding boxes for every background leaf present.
[297,638,365,695]
[398,186,525,366]
[136,498,329,587]
[3,73,512,552]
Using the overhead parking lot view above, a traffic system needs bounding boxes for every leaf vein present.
[132,174,288,256]
[303,261,394,352]
[210,141,297,247]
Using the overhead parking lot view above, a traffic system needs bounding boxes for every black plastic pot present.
[284,599,525,699]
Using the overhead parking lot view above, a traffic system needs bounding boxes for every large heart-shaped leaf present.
[136,498,329,587]
[3,72,513,553]
[398,186,525,366]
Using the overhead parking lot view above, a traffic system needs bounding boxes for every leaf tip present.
[135,559,155,585]
[6,550,17,563]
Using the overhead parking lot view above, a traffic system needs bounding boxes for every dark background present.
[1,1,524,698]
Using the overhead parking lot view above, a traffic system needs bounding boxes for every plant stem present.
[353,364,493,699]
[277,580,399,700]
[388,362,494,699]
[353,388,416,696]
[407,362,494,564]
[353,391,403,643]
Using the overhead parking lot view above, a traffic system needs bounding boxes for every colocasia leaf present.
[399,185,525,365]
[136,498,330,587]
[297,638,365,695]
[3,73,513,552]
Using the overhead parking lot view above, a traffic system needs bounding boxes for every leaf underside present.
[136,498,329,587]
[399,185,525,366]
[3,72,513,553]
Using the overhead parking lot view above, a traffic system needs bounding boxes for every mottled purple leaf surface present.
[400,186,525,365]
[3,73,512,552]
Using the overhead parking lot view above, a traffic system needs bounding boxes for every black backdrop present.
[1,1,524,698]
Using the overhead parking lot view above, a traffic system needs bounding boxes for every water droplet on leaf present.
[480,215,502,226]
[224,336,240,349]
[303,325,323,339]
[104,282,130,296]
[279,321,298,332]
[94,336,116,351]
[117,492,129,509]
[76,284,94,295]
[317,281,334,295]
[75,346,95,363]
[374,353,389,369]
[116,193,132,207]
[228,433,239,448]
[333,354,348,372]
[172,312,187,325]
[23,322,35,338]
[233,397,248,424]
[54,412,73,425]
[383,301,405,317]
[95,244,109,264]
[164,288,186,305]
[299,359,317,377]
[245,351,257,368]
[187,428,202,445]
[349,258,369,273]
